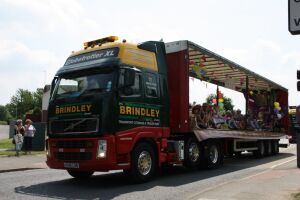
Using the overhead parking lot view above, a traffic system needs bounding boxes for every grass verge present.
[0,138,45,157]
[292,192,300,200]
[0,150,45,157]
[0,138,14,149]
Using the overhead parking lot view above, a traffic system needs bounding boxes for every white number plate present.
[64,162,79,169]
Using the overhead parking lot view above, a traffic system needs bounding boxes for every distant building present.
[42,85,51,122]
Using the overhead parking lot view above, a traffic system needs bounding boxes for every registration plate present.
[64,162,79,169]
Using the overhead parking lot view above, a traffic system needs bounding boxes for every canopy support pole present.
[245,76,249,116]
[216,86,219,109]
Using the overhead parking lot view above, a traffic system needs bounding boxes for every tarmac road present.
[0,145,299,200]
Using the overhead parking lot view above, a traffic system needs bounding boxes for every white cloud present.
[0,39,59,66]
[0,22,34,39]
[0,40,27,60]
[0,39,62,104]
[2,0,95,32]
[281,52,300,65]
[254,39,281,54]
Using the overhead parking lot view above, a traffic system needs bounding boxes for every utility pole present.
[296,105,300,168]
[297,71,300,168]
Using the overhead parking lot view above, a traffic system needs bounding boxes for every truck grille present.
[50,118,98,134]
[55,140,94,148]
[55,152,92,161]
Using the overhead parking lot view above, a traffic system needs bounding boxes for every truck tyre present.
[67,170,94,179]
[130,142,156,183]
[265,140,272,156]
[254,140,265,158]
[204,141,223,169]
[184,137,202,169]
[272,140,279,155]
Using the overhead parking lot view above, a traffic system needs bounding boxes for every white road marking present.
[270,158,296,169]
[188,153,297,200]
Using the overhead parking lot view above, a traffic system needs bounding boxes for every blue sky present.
[0,0,299,110]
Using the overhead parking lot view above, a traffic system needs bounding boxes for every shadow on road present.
[14,151,295,200]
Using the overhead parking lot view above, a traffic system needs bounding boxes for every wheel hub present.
[138,151,152,175]
[189,143,200,162]
[209,145,219,164]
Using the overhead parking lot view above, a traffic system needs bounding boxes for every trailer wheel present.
[265,140,272,156]
[184,137,202,169]
[204,141,223,169]
[254,140,265,158]
[67,170,94,179]
[130,142,156,183]
[272,140,279,155]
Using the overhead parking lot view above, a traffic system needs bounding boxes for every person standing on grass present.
[14,119,24,136]
[24,119,36,154]
[14,129,23,157]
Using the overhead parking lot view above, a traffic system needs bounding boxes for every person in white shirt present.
[24,119,36,154]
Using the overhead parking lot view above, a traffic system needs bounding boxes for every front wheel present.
[129,142,156,183]
[67,170,94,179]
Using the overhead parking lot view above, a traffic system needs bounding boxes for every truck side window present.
[145,73,158,98]
[119,69,141,97]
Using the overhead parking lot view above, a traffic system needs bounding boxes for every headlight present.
[97,140,107,158]
[46,140,51,157]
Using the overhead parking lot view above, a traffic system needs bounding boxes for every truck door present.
[118,68,144,130]
[142,71,162,127]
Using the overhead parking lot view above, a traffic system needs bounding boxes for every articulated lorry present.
[46,36,288,182]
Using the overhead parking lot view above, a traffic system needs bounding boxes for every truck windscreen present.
[52,71,114,100]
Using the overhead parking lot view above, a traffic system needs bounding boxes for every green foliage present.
[0,139,14,150]
[206,93,234,112]
[33,88,43,109]
[0,105,11,121]
[292,192,300,200]
[206,94,216,105]
[6,88,43,119]
[0,121,7,125]
[223,96,234,111]
[33,107,42,115]
[0,138,45,156]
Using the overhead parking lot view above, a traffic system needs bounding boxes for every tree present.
[206,94,234,112]
[0,105,11,122]
[6,88,43,119]
[33,88,43,109]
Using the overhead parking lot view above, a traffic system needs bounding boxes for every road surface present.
[0,145,299,200]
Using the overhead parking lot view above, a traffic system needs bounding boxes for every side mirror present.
[124,69,135,87]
